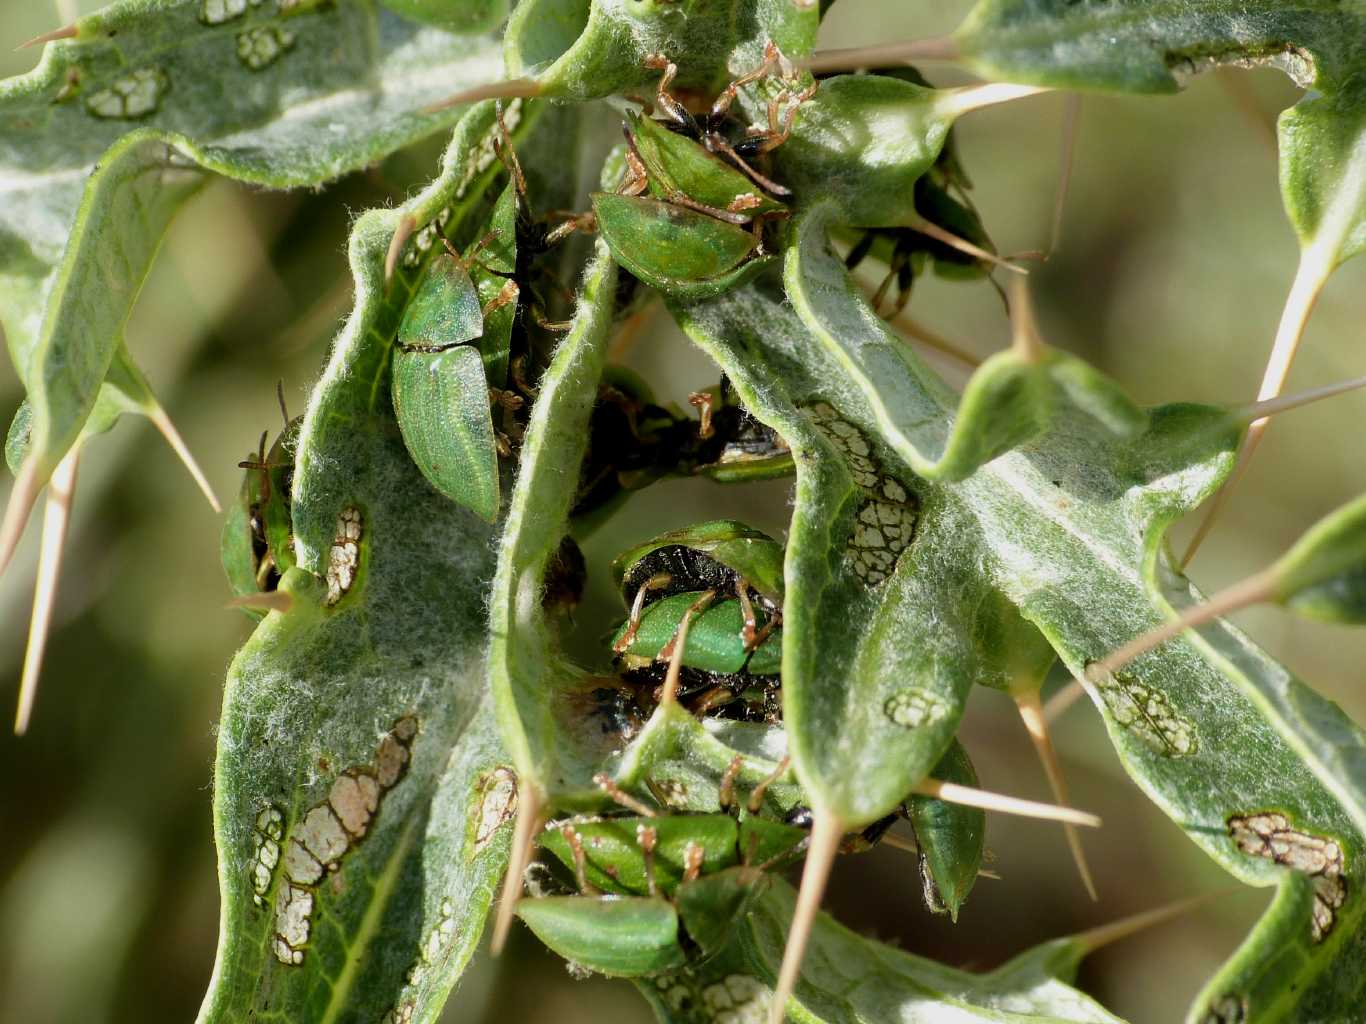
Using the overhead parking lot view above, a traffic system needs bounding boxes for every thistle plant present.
[3,3,1366,1023]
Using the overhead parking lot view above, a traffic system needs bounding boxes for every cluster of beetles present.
[223,50,1002,980]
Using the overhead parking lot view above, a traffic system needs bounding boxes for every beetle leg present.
[658,591,718,705]
[667,189,752,225]
[752,80,819,155]
[543,211,595,246]
[747,755,791,814]
[510,355,538,398]
[559,823,600,894]
[710,40,782,120]
[734,577,761,649]
[637,824,659,897]
[593,772,657,817]
[489,388,524,413]
[533,308,574,333]
[618,130,651,196]
[747,609,783,653]
[481,277,519,318]
[704,133,792,197]
[691,686,738,718]
[643,53,692,130]
[688,391,715,439]
[718,754,744,813]
[494,432,513,458]
[613,572,673,653]
[681,840,704,883]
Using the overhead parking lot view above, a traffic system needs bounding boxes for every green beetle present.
[606,521,785,720]
[683,377,794,483]
[519,793,808,975]
[590,50,812,298]
[610,520,784,649]
[391,183,521,524]
[904,739,987,921]
[221,410,301,619]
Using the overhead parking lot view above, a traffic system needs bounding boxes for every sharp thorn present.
[1007,277,1046,363]
[1016,690,1097,900]
[0,456,45,582]
[1180,251,1333,568]
[800,37,960,74]
[14,450,77,735]
[911,777,1101,828]
[1043,679,1088,723]
[492,791,543,956]
[422,77,542,116]
[1093,567,1279,676]
[385,214,418,284]
[1234,374,1366,424]
[17,23,77,50]
[147,403,221,513]
[936,82,1053,121]
[226,591,294,615]
[767,810,843,1024]
[1072,890,1228,954]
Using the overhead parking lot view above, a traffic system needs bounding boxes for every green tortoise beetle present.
[684,377,793,483]
[589,48,814,299]
[610,520,784,654]
[221,391,301,618]
[904,738,987,921]
[518,764,809,976]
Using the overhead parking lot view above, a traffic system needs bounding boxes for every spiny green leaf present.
[199,424,513,1024]
[638,879,1126,1023]
[785,204,1144,482]
[674,260,1366,1018]
[1271,492,1366,622]
[954,1,1363,94]
[1,0,503,541]
[502,0,818,101]
[487,241,619,803]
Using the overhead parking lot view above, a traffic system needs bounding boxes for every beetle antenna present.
[276,380,290,427]
[904,213,1029,275]
[492,792,544,955]
[910,777,1102,828]
[1014,688,1097,899]
[13,449,77,735]
[768,809,843,1024]
[747,755,790,814]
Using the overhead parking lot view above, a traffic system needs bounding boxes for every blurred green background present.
[3,2,1365,1022]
